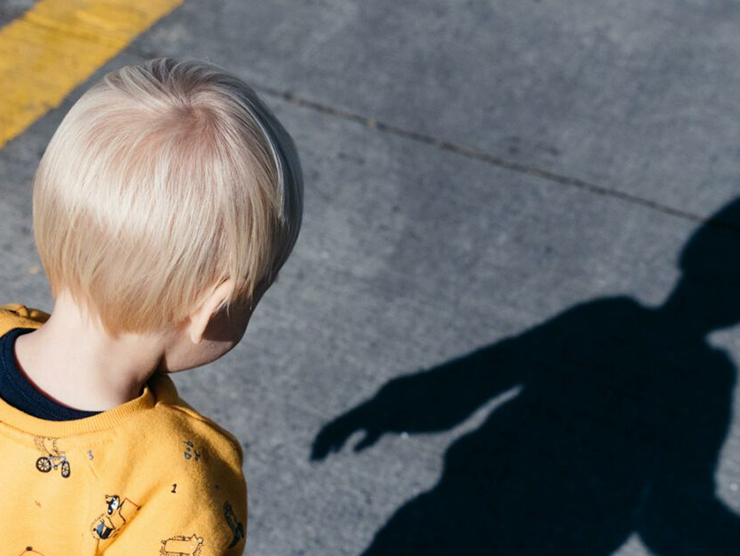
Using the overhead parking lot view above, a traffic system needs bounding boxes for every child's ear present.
[187,279,236,345]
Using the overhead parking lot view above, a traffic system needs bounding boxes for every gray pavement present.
[3,1,740,554]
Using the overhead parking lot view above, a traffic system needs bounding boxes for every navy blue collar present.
[0,328,101,421]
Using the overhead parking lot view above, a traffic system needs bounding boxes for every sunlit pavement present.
[2,2,740,554]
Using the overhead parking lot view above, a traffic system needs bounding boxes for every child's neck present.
[13,292,169,412]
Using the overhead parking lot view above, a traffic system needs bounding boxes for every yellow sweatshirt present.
[0,303,247,555]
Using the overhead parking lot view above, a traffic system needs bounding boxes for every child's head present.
[32,58,303,351]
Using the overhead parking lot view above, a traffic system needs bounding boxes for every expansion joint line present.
[254,84,740,233]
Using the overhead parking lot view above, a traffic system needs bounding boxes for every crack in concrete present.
[255,84,714,227]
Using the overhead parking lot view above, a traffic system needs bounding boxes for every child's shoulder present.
[0,303,50,335]
[147,372,244,470]
[88,379,247,554]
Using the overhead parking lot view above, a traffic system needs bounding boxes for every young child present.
[0,57,303,554]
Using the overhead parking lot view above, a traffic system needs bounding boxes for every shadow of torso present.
[366,296,738,555]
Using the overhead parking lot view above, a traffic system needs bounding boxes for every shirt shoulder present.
[150,377,245,470]
[0,303,50,336]
[99,377,248,554]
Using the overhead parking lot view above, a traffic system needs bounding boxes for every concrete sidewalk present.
[3,1,740,554]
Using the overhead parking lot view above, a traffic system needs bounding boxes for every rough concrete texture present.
[3,1,740,554]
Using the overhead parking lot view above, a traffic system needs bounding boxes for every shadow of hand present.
[311,402,381,460]
[311,375,421,461]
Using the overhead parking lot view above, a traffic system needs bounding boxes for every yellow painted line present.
[0,0,184,149]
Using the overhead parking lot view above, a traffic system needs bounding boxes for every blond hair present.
[32,58,303,337]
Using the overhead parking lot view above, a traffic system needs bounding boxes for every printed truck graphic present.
[90,495,140,541]
[160,534,204,555]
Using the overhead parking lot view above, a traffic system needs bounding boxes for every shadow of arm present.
[312,334,528,460]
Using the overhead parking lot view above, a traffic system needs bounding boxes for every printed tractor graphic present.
[160,533,204,555]
[90,495,140,541]
[34,437,70,478]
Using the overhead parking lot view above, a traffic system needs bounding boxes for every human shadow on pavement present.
[311,198,740,555]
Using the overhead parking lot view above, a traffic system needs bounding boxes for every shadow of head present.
[667,197,740,332]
